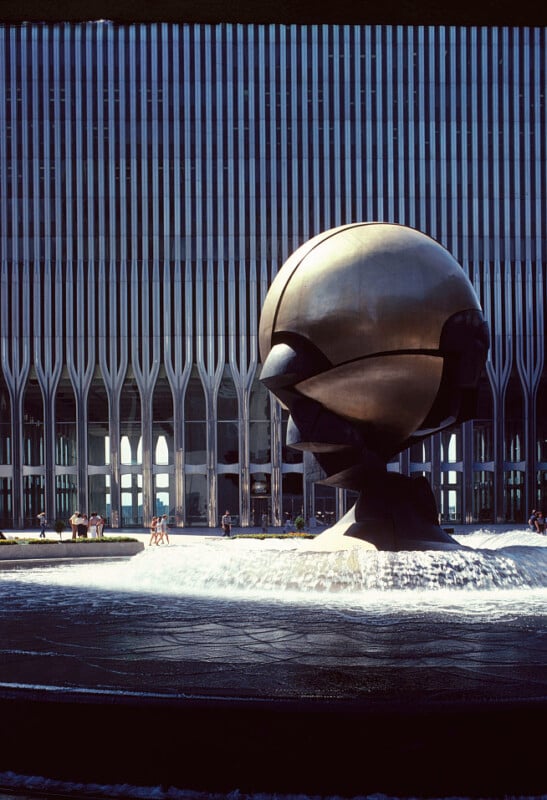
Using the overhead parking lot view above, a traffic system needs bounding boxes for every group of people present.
[149,514,170,545]
[528,509,546,534]
[69,511,105,539]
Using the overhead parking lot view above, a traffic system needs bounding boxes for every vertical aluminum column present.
[0,267,31,528]
[97,264,129,528]
[164,263,193,527]
[130,264,161,528]
[65,264,96,517]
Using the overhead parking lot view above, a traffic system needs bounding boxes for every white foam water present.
[3,528,546,618]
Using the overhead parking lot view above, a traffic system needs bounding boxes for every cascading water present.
[4,527,546,597]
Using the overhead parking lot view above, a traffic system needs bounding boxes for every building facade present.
[0,23,545,530]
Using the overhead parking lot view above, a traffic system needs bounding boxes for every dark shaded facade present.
[0,23,545,529]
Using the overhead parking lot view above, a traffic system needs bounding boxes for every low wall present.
[0,540,144,563]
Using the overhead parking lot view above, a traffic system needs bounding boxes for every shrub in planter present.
[65,536,139,544]
[54,519,66,539]
[294,515,305,532]
[27,538,60,544]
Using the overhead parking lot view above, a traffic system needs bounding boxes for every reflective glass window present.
[185,473,208,526]
[88,372,110,466]
[154,472,174,520]
[23,376,44,466]
[55,375,77,466]
[218,369,239,465]
[250,377,270,464]
[55,474,77,523]
[120,371,142,465]
[23,474,44,528]
[440,471,462,522]
[218,422,239,465]
[121,473,143,526]
[0,372,11,464]
[217,368,238,420]
[89,474,111,524]
[473,421,493,463]
[473,377,494,462]
[281,472,303,524]
[250,470,270,526]
[536,470,547,513]
[218,474,239,526]
[504,469,525,522]
[536,373,547,463]
[441,429,461,463]
[0,478,12,528]
[504,375,524,462]
[473,470,494,523]
[313,483,336,527]
[185,370,207,465]
[153,370,174,465]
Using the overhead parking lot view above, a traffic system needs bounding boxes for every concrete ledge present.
[0,540,144,563]
[0,686,545,796]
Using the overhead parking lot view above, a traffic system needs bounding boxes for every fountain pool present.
[0,527,546,798]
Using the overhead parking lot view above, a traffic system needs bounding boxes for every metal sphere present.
[259,222,487,456]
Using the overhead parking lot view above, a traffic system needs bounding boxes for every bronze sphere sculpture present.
[259,223,489,551]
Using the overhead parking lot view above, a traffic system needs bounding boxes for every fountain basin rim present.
[1,684,545,797]
[0,540,144,566]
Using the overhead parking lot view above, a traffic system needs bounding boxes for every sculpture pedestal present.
[313,473,463,551]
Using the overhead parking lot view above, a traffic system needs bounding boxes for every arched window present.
[249,376,270,464]
[153,369,174,520]
[55,372,77,466]
[504,372,524,463]
[23,373,44,467]
[185,368,207,465]
[153,368,174,466]
[536,372,547,465]
[473,376,494,463]
[0,368,11,465]
[184,368,207,526]
[217,367,238,465]
[120,369,142,465]
[0,368,12,528]
[88,369,110,466]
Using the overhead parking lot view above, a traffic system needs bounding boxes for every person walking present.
[149,516,159,546]
[37,512,47,538]
[221,510,232,537]
[156,514,170,545]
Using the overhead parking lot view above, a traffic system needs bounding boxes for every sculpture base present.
[313,472,463,551]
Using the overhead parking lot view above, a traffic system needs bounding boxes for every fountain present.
[0,530,546,798]
[0,225,545,799]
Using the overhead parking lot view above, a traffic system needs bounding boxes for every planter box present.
[0,540,144,562]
